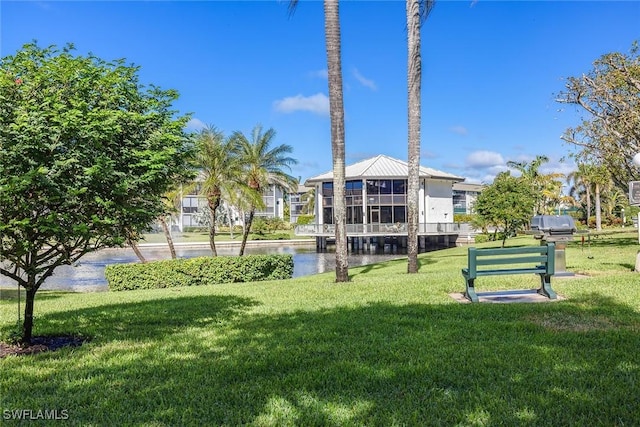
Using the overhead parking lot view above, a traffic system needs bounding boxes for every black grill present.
[530,215,577,243]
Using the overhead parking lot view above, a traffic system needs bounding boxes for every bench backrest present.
[467,243,555,276]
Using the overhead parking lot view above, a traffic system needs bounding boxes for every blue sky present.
[2,1,639,184]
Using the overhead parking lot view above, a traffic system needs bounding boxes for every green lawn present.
[1,232,639,425]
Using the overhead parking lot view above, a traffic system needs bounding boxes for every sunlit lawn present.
[1,232,639,425]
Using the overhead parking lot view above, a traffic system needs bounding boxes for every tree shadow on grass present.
[0,293,259,344]
[349,255,440,278]
[2,292,639,425]
[569,235,639,248]
[0,289,69,302]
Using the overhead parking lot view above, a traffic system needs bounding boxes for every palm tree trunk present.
[407,0,421,274]
[159,216,177,259]
[207,195,220,257]
[239,208,256,256]
[128,238,147,263]
[227,204,234,239]
[324,0,349,282]
[586,185,592,227]
[595,182,602,231]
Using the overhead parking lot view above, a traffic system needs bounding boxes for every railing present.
[295,222,467,236]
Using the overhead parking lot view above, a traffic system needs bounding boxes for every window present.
[393,206,406,223]
[346,180,363,195]
[366,180,379,195]
[393,180,406,194]
[379,180,392,194]
[380,206,393,223]
[322,182,333,196]
[323,207,333,224]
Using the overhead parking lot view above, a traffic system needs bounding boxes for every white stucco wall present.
[424,179,454,223]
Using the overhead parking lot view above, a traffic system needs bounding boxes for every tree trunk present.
[585,184,592,226]
[21,286,37,345]
[227,205,234,239]
[207,195,220,257]
[239,209,255,256]
[406,0,421,274]
[128,239,147,263]
[324,0,349,282]
[159,216,177,259]
[595,182,602,231]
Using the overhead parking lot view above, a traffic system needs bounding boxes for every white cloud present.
[465,150,505,168]
[352,68,377,91]
[273,93,329,115]
[185,118,206,131]
[449,125,468,136]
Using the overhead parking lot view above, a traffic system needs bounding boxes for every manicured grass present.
[1,233,640,425]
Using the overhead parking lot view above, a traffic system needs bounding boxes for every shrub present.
[105,254,294,291]
[183,226,208,233]
[250,233,290,241]
[474,234,490,243]
[454,213,475,223]
[296,215,315,225]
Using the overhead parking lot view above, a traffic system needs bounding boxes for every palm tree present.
[323,0,349,282]
[289,0,348,281]
[602,188,627,218]
[231,124,298,256]
[406,0,434,274]
[159,187,181,259]
[158,182,195,259]
[590,164,612,231]
[566,164,592,223]
[506,155,563,215]
[193,126,245,256]
[301,187,316,215]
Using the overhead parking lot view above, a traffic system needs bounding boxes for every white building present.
[295,155,465,249]
[177,183,285,231]
[453,182,485,214]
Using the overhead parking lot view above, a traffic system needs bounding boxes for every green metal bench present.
[462,243,557,303]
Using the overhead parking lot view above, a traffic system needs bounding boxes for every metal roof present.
[453,182,485,192]
[304,155,464,184]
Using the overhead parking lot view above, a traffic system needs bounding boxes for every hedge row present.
[105,254,294,291]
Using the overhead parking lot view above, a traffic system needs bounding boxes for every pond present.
[0,243,409,292]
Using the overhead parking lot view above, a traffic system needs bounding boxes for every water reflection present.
[0,244,408,292]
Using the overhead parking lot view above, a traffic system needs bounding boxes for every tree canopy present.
[558,41,640,189]
[474,172,535,247]
[0,43,193,343]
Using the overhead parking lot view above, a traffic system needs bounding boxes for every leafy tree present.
[193,126,249,256]
[406,0,435,274]
[0,43,192,344]
[558,41,640,189]
[231,125,297,256]
[474,172,535,247]
[506,155,564,215]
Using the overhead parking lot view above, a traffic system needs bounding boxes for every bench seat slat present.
[462,266,546,278]
[474,246,549,256]
[476,255,548,265]
[475,267,546,276]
